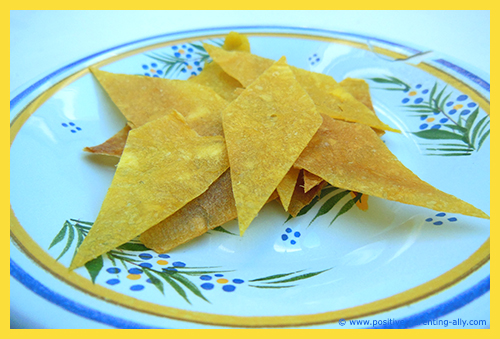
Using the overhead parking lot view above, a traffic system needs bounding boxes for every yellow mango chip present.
[223,57,323,235]
[140,170,237,253]
[222,31,251,52]
[288,171,327,217]
[204,44,398,133]
[140,171,280,253]
[340,78,374,111]
[277,166,301,211]
[90,68,227,136]
[70,111,229,268]
[183,32,248,101]
[340,77,385,137]
[189,61,243,102]
[302,170,323,193]
[294,115,489,219]
[204,44,272,88]
[83,125,131,157]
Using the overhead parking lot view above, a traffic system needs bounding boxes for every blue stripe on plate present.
[10,259,162,329]
[434,58,490,92]
[372,275,490,329]
[11,257,489,328]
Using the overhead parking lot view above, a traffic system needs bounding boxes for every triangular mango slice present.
[339,77,385,137]
[339,78,375,112]
[204,44,398,133]
[223,57,323,235]
[140,171,280,253]
[188,61,243,102]
[277,166,301,211]
[85,33,248,157]
[90,68,228,136]
[302,170,324,193]
[83,125,130,157]
[294,115,489,219]
[288,170,327,217]
[70,111,229,268]
[188,32,249,101]
[140,169,237,253]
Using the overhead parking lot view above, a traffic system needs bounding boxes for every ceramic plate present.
[10,26,490,329]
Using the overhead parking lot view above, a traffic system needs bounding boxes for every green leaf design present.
[84,255,103,283]
[116,242,150,251]
[319,186,338,199]
[285,195,319,223]
[285,186,339,223]
[211,226,237,235]
[249,284,296,289]
[330,195,362,225]
[261,269,331,284]
[439,93,452,113]
[157,272,191,304]
[56,223,75,261]
[294,196,320,217]
[477,130,490,150]
[433,86,447,109]
[144,269,164,294]
[170,273,210,303]
[70,219,93,226]
[426,152,473,157]
[464,108,480,137]
[425,147,472,152]
[369,76,410,91]
[106,252,117,266]
[74,227,85,260]
[249,270,305,283]
[107,254,140,263]
[249,268,331,289]
[471,115,489,146]
[309,190,351,226]
[428,83,437,102]
[407,108,438,114]
[49,221,69,249]
[189,43,207,52]
[442,124,468,133]
[413,129,465,141]
[175,270,233,277]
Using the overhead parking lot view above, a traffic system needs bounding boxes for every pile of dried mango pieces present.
[71,32,488,269]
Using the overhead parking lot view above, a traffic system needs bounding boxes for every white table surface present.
[10,10,490,329]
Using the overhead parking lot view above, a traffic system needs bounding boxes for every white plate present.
[10,26,490,328]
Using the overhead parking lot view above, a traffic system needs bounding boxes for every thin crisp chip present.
[340,77,385,137]
[189,61,243,101]
[295,115,489,219]
[140,171,279,253]
[340,78,374,111]
[90,68,227,135]
[302,170,323,193]
[70,111,229,268]
[288,170,327,217]
[86,32,247,156]
[223,57,323,235]
[277,167,301,211]
[140,170,237,253]
[83,125,130,157]
[204,44,398,133]
[188,31,247,101]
